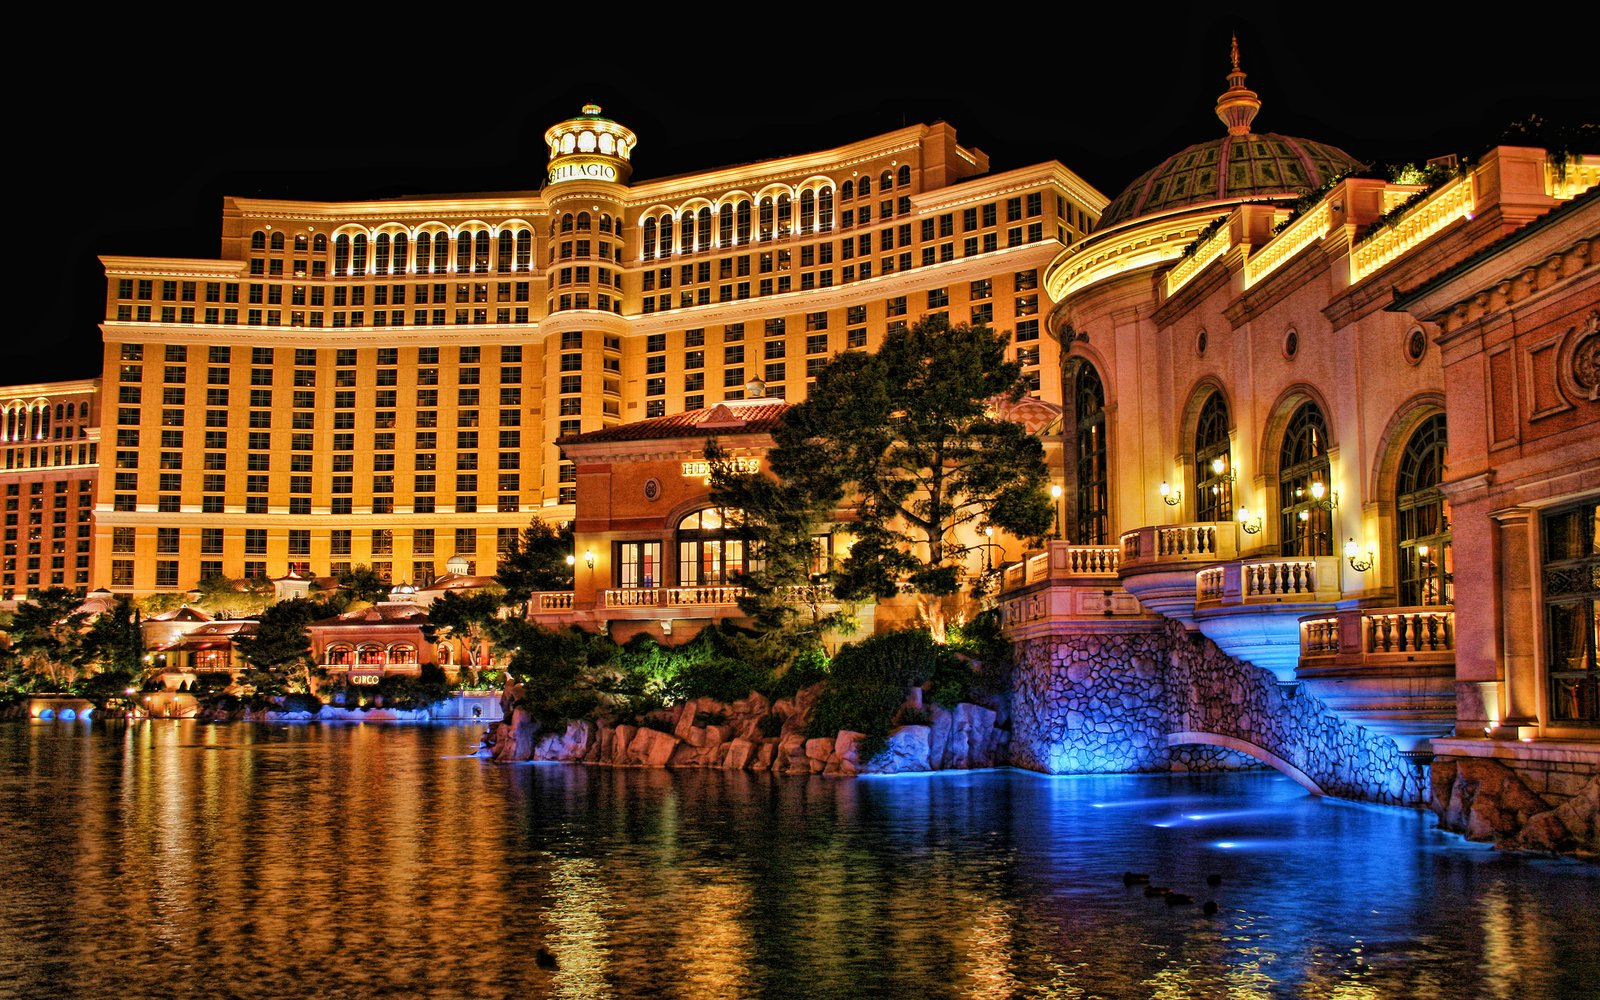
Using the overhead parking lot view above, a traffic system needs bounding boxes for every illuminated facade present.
[94,105,1104,596]
[1009,47,1599,805]
[0,379,100,600]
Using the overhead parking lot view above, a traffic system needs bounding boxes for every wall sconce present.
[1159,481,1182,506]
[1306,480,1338,511]
[1050,484,1063,538]
[1344,538,1374,572]
[584,549,596,570]
[1209,455,1236,485]
[565,554,576,567]
[1237,506,1262,534]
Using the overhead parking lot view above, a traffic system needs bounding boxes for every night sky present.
[15,14,1595,384]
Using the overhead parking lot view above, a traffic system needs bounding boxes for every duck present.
[1163,893,1194,906]
[1203,900,1219,916]
[1143,885,1170,898]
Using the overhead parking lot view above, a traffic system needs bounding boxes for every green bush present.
[756,712,785,738]
[805,627,968,758]
[280,692,323,714]
[766,647,829,699]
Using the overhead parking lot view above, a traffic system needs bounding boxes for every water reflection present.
[1,722,1596,999]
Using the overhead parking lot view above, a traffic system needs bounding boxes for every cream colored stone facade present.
[93,108,1104,595]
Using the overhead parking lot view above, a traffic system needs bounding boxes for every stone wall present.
[482,685,1010,777]
[1011,620,1424,805]
[1431,748,1600,858]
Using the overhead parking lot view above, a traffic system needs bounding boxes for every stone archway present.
[1165,731,1324,794]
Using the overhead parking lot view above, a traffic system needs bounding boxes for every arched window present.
[677,507,760,586]
[1065,359,1108,544]
[697,207,711,250]
[294,234,308,252]
[374,233,390,273]
[313,234,327,253]
[516,230,532,271]
[1194,393,1233,523]
[474,231,490,272]
[643,217,657,260]
[392,232,408,273]
[561,214,575,233]
[599,214,613,234]
[660,215,674,255]
[858,175,871,198]
[55,403,64,421]
[251,231,267,250]
[1396,414,1451,606]
[334,235,350,274]
[577,212,591,231]
[1278,402,1333,556]
[759,197,774,241]
[269,231,284,251]
[497,231,513,273]
[777,194,791,235]
[818,188,834,232]
[897,164,911,187]
[680,213,695,254]
[719,204,734,245]
[880,169,893,190]
[350,234,367,275]
[456,232,472,272]
[799,191,814,235]
[326,644,354,666]
[735,202,752,244]
[388,644,418,666]
[356,644,384,667]
[841,180,854,200]
[437,643,454,666]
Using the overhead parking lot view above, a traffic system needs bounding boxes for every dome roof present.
[1098,132,1361,229]
[1096,38,1362,231]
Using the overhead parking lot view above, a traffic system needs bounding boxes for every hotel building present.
[0,379,100,601]
[93,105,1105,595]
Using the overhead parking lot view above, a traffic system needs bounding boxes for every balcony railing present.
[604,585,750,609]
[1120,522,1238,569]
[999,542,1121,592]
[532,591,574,611]
[1195,556,1340,609]
[1299,606,1456,661]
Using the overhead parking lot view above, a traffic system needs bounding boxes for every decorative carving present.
[1570,311,1600,401]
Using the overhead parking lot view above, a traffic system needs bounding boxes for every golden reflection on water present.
[2,724,1598,1000]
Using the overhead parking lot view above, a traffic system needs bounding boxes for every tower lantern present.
[544,104,637,186]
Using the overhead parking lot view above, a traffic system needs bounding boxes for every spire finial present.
[1215,35,1261,137]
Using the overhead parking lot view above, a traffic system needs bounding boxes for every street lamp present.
[1050,484,1063,538]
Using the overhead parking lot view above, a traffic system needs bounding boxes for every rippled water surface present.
[1,721,1596,999]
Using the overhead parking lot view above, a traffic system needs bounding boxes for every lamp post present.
[1050,484,1063,539]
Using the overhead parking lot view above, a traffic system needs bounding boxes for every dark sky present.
[15,13,1595,384]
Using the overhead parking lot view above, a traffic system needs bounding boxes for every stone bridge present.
[1008,618,1426,806]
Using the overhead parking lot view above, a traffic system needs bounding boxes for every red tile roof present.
[560,399,790,445]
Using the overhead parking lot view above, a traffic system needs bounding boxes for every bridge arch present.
[1166,731,1324,794]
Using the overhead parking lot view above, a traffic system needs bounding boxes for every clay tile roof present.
[560,399,790,445]
[312,603,433,628]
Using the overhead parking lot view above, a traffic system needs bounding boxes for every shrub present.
[894,705,932,727]
[280,692,323,714]
[756,712,785,739]
[805,627,967,758]
[766,647,829,699]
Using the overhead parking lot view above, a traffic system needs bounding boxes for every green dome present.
[1098,132,1361,231]
[1097,39,1363,231]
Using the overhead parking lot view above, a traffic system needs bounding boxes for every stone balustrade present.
[1298,605,1455,662]
[666,585,745,606]
[1119,521,1238,569]
[1196,556,1339,609]
[533,591,574,611]
[604,588,663,608]
[999,541,1122,595]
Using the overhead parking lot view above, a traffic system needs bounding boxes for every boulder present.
[830,731,867,775]
[805,737,835,761]
[1435,757,1550,842]
[928,706,953,769]
[865,725,932,774]
[754,740,778,771]
[628,727,680,767]
[611,725,637,765]
[1510,774,1600,858]
[722,739,755,770]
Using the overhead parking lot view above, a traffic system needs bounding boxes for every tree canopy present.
[495,518,575,615]
[768,316,1053,637]
[234,598,322,696]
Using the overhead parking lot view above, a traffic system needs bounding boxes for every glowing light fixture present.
[584,549,596,570]
[1237,506,1262,534]
[1159,481,1182,506]
[1344,538,1374,572]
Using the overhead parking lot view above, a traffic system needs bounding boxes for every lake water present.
[1,720,1595,999]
